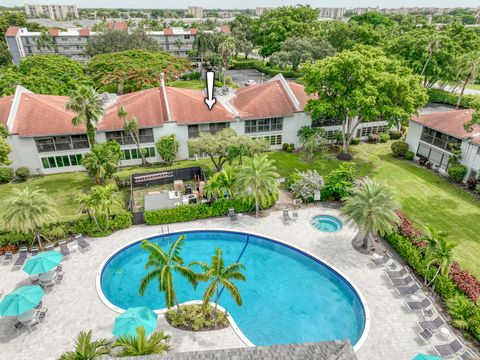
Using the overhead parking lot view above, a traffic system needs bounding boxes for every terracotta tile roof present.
[107,21,128,30]
[48,29,59,36]
[220,25,230,34]
[231,80,297,120]
[99,88,169,131]
[166,87,235,124]
[0,96,14,126]
[78,28,90,36]
[189,28,198,35]
[163,28,173,35]
[287,81,317,110]
[5,26,20,37]
[11,93,84,137]
[411,109,480,140]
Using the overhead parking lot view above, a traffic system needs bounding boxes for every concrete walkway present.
[0,206,459,360]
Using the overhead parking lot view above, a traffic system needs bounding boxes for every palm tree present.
[218,37,236,85]
[139,236,197,313]
[203,167,237,200]
[81,142,122,184]
[425,235,456,286]
[36,31,54,53]
[117,106,148,166]
[342,178,400,250]
[3,187,57,250]
[297,126,316,146]
[114,326,171,357]
[59,330,112,360]
[455,51,480,109]
[191,248,246,316]
[76,183,121,230]
[174,39,185,54]
[236,155,279,217]
[194,31,214,72]
[421,33,441,86]
[445,295,480,332]
[66,86,104,146]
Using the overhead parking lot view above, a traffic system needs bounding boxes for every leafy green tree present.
[342,177,399,249]
[188,128,267,171]
[203,167,237,199]
[236,154,279,217]
[0,41,12,66]
[59,330,113,360]
[139,236,197,313]
[66,86,104,146]
[155,134,179,166]
[455,51,480,108]
[0,137,11,166]
[35,31,55,53]
[86,29,161,56]
[349,12,395,27]
[118,106,148,166]
[114,326,171,357]
[303,45,428,155]
[192,248,246,315]
[270,37,334,70]
[3,187,58,249]
[81,141,122,184]
[88,50,190,93]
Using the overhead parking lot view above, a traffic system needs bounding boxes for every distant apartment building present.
[5,24,229,64]
[255,7,275,16]
[318,7,346,19]
[24,3,79,20]
[187,6,204,18]
[351,7,477,16]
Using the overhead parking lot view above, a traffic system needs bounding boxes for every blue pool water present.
[100,231,365,347]
[311,215,343,232]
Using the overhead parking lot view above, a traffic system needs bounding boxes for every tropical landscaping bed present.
[165,304,229,332]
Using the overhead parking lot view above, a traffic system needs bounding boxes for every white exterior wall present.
[282,112,311,147]
[153,123,190,160]
[405,122,423,155]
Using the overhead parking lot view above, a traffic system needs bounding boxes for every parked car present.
[245,79,256,86]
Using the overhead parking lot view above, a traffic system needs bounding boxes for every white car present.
[245,79,256,86]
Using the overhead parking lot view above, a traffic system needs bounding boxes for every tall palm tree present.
[66,86,104,146]
[139,236,197,313]
[117,106,148,166]
[59,330,112,360]
[342,178,400,250]
[3,187,57,250]
[218,37,236,85]
[114,326,171,357]
[425,235,456,286]
[194,31,214,72]
[191,248,246,316]
[236,155,279,217]
[455,51,480,109]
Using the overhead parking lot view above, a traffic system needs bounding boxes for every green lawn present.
[466,84,480,91]
[169,80,205,90]
[1,143,479,277]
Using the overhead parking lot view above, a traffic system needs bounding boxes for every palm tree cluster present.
[139,235,246,321]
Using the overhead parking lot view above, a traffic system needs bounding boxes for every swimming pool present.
[311,215,343,232]
[99,230,367,348]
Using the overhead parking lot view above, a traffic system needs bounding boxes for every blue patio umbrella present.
[0,285,45,316]
[23,251,63,275]
[113,307,158,337]
[413,354,442,360]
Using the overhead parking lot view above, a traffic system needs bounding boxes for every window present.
[105,128,154,145]
[187,123,229,138]
[477,146,480,155]
[357,125,388,137]
[251,134,282,146]
[312,117,342,127]
[121,147,156,160]
[41,153,83,169]
[35,135,89,152]
[416,143,451,169]
[420,127,462,152]
[244,118,283,133]
[184,35,190,40]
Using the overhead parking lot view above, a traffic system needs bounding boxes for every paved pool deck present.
[0,206,462,360]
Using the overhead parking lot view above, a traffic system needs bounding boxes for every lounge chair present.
[75,234,90,251]
[44,244,54,252]
[56,264,63,272]
[459,349,477,360]
[395,282,421,296]
[418,327,434,343]
[31,247,39,256]
[433,339,465,358]
[292,210,299,221]
[14,321,24,333]
[31,276,39,286]
[59,240,70,258]
[26,319,39,333]
[370,253,394,267]
[228,208,238,222]
[405,297,433,313]
[38,308,48,321]
[421,307,436,318]
[384,266,409,279]
[56,271,64,283]
[2,251,13,263]
[13,248,28,267]
[417,315,446,332]
[388,274,415,287]
[282,209,292,224]
[34,300,43,309]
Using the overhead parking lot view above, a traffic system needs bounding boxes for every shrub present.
[476,183,480,194]
[0,244,17,255]
[290,170,324,202]
[0,167,14,183]
[395,210,423,241]
[448,164,467,183]
[388,130,403,140]
[466,178,478,191]
[15,167,30,181]
[156,134,180,166]
[321,163,356,201]
[450,262,480,303]
[391,141,409,158]
[166,304,229,331]
[286,145,294,153]
[282,143,289,151]
[368,133,380,143]
[286,171,301,189]
[180,71,201,80]
[379,133,390,142]
[405,151,414,160]
[350,138,361,145]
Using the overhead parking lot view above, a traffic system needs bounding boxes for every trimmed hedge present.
[448,164,468,183]
[391,141,409,158]
[427,88,480,109]
[0,167,13,183]
[230,59,301,79]
[145,196,277,225]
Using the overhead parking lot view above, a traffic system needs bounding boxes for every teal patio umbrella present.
[0,285,45,316]
[113,307,158,337]
[413,354,442,360]
[23,251,63,275]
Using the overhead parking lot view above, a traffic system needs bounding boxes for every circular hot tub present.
[311,215,343,232]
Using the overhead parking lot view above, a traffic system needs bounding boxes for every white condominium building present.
[24,4,79,20]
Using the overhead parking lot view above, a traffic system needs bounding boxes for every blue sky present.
[7,0,480,9]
